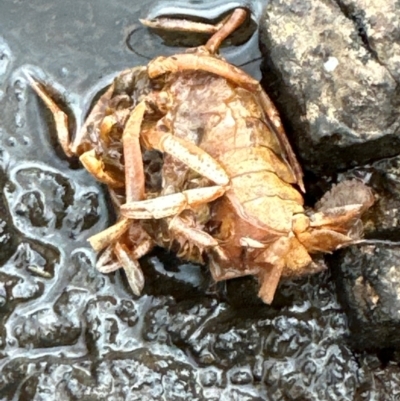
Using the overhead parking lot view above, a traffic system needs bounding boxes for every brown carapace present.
[26,8,373,304]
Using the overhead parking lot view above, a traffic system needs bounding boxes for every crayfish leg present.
[114,242,145,296]
[205,8,248,53]
[140,18,219,35]
[25,72,117,161]
[79,149,125,188]
[94,224,154,296]
[148,53,259,91]
[88,218,131,252]
[141,127,230,186]
[95,240,148,297]
[89,98,157,290]
[255,236,291,304]
[25,73,73,157]
[96,245,122,273]
[169,216,218,246]
[122,101,148,203]
[258,263,284,305]
[121,185,225,219]
[140,8,248,54]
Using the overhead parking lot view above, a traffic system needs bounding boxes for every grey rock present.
[332,155,400,240]
[259,0,400,174]
[331,243,400,351]
[311,156,400,351]
[336,0,400,82]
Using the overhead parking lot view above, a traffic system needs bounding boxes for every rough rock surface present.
[342,156,400,241]
[1,0,400,400]
[331,243,400,351]
[259,0,400,174]
[317,156,400,353]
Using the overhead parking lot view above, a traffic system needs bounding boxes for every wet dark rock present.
[0,154,19,265]
[7,166,102,237]
[115,298,139,327]
[0,37,12,106]
[259,0,400,174]
[357,354,400,400]
[0,350,202,400]
[199,366,223,388]
[84,295,141,355]
[12,300,82,349]
[331,243,400,351]
[259,0,400,362]
[68,251,109,295]
[225,276,266,308]
[140,268,362,399]
[342,156,400,241]
[2,244,48,300]
[322,157,400,352]
[140,251,211,300]
[13,240,60,276]
[229,366,253,385]
[14,190,49,227]
[64,191,101,238]
[142,296,220,345]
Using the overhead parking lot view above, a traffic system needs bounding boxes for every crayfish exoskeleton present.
[26,8,373,303]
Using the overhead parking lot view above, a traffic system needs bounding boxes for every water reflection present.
[129,0,265,78]
[147,0,264,19]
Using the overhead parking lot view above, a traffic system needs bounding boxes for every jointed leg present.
[140,8,247,54]
[96,245,121,273]
[26,73,126,187]
[255,237,290,304]
[142,126,230,186]
[25,73,73,157]
[79,149,125,188]
[140,18,220,35]
[148,53,258,91]
[209,237,290,304]
[88,218,132,252]
[89,100,151,247]
[89,100,152,241]
[94,219,154,295]
[92,100,157,295]
[168,216,219,248]
[114,242,145,296]
[209,240,285,304]
[205,8,248,53]
[121,185,225,219]
[167,215,226,262]
[257,263,284,305]
[96,236,153,296]
[122,101,147,202]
